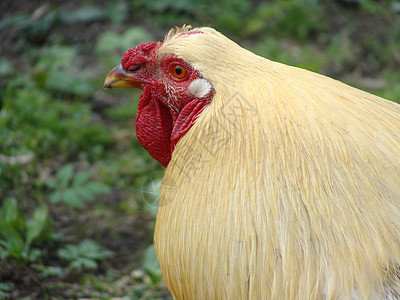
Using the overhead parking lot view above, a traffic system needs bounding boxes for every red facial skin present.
[120,42,213,167]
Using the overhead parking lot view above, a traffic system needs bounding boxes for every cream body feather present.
[154,27,400,299]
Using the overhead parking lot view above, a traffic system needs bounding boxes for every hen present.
[105,26,400,299]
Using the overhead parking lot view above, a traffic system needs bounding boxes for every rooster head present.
[104,28,214,167]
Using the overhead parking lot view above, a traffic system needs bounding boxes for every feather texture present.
[154,27,400,299]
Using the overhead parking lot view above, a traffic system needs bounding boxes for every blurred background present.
[0,0,399,298]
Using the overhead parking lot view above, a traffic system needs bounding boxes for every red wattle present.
[135,88,172,167]
[171,100,208,150]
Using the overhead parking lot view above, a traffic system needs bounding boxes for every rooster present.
[104,26,400,299]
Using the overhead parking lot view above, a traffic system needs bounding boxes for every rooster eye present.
[169,63,187,80]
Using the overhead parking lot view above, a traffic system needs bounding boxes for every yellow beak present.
[104,64,145,89]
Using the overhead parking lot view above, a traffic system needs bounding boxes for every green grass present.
[0,0,399,298]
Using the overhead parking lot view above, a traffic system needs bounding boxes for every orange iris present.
[170,64,187,80]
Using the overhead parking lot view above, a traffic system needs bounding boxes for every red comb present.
[121,42,161,70]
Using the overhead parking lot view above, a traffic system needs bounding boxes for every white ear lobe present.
[188,78,212,98]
